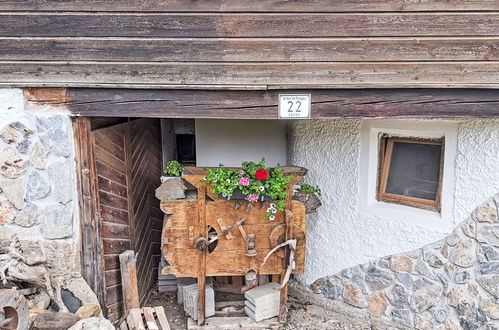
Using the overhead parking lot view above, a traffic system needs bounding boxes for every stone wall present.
[0,88,98,305]
[311,194,499,329]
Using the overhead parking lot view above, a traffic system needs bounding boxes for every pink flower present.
[238,177,250,187]
[246,194,259,203]
[239,170,245,175]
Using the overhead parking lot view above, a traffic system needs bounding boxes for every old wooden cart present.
[159,166,308,325]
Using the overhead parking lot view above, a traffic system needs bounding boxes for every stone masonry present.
[0,88,99,307]
[311,194,499,329]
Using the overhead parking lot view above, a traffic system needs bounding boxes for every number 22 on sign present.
[278,94,311,119]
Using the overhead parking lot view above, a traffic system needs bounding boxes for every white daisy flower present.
[203,176,207,180]
[215,174,219,178]
[228,187,233,191]
[270,203,276,208]
[266,208,272,213]
[226,179,231,183]
[213,179,217,183]
[271,208,277,214]
[269,215,275,221]
[259,186,265,192]
[222,193,227,197]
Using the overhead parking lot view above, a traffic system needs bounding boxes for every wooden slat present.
[119,250,140,313]
[154,307,171,330]
[1,37,497,62]
[103,238,131,255]
[1,0,497,12]
[0,13,497,38]
[3,61,499,88]
[66,88,499,119]
[143,307,159,330]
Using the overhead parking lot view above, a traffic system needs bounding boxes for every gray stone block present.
[244,282,280,322]
[182,283,215,321]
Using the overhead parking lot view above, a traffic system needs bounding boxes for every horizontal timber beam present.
[1,37,497,62]
[52,88,499,119]
[0,13,497,38]
[0,0,498,12]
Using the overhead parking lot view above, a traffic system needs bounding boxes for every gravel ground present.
[146,286,372,330]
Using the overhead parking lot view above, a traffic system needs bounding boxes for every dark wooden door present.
[82,118,162,322]
[126,119,163,305]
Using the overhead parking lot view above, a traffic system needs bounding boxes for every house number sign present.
[278,94,311,119]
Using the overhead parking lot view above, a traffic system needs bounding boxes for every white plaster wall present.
[288,119,499,284]
[196,119,287,167]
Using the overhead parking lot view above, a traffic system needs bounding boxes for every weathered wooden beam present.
[119,250,140,313]
[0,0,497,12]
[72,117,108,315]
[62,88,499,119]
[2,37,497,62]
[3,61,499,88]
[0,13,497,38]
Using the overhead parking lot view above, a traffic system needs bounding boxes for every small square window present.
[378,135,444,211]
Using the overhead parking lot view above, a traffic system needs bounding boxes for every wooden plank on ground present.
[143,307,159,330]
[3,62,499,88]
[1,37,498,62]
[1,0,497,12]
[154,307,171,330]
[0,13,497,37]
[119,250,140,313]
[187,316,280,329]
[128,309,146,330]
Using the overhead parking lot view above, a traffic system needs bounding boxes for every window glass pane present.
[385,141,441,201]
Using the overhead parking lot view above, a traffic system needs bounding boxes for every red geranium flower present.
[255,169,268,180]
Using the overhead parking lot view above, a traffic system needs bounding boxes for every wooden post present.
[73,117,107,314]
[119,250,140,314]
[279,177,301,322]
[197,185,207,325]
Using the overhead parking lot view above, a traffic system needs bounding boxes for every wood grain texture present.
[125,119,163,307]
[4,61,499,88]
[93,122,129,322]
[2,37,498,62]
[119,250,140,313]
[67,88,499,119]
[1,13,497,37]
[73,117,107,316]
[1,0,497,12]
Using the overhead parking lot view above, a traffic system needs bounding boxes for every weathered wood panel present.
[0,0,497,12]
[4,62,499,88]
[73,117,107,316]
[125,119,163,306]
[67,88,499,119]
[1,37,497,62]
[93,123,130,322]
[1,13,497,37]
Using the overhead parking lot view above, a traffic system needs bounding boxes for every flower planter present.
[217,188,273,202]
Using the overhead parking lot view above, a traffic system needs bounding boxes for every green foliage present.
[296,183,321,196]
[163,160,184,177]
[202,158,293,220]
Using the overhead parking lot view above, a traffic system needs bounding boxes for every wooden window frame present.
[377,135,445,212]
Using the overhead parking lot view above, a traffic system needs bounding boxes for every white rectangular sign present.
[278,94,311,119]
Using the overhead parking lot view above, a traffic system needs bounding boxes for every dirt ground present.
[146,286,371,330]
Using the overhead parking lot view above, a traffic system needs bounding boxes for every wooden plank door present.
[81,118,163,322]
[126,119,163,305]
[93,122,131,321]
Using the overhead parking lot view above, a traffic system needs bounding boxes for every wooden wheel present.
[269,223,306,258]
[0,289,29,330]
